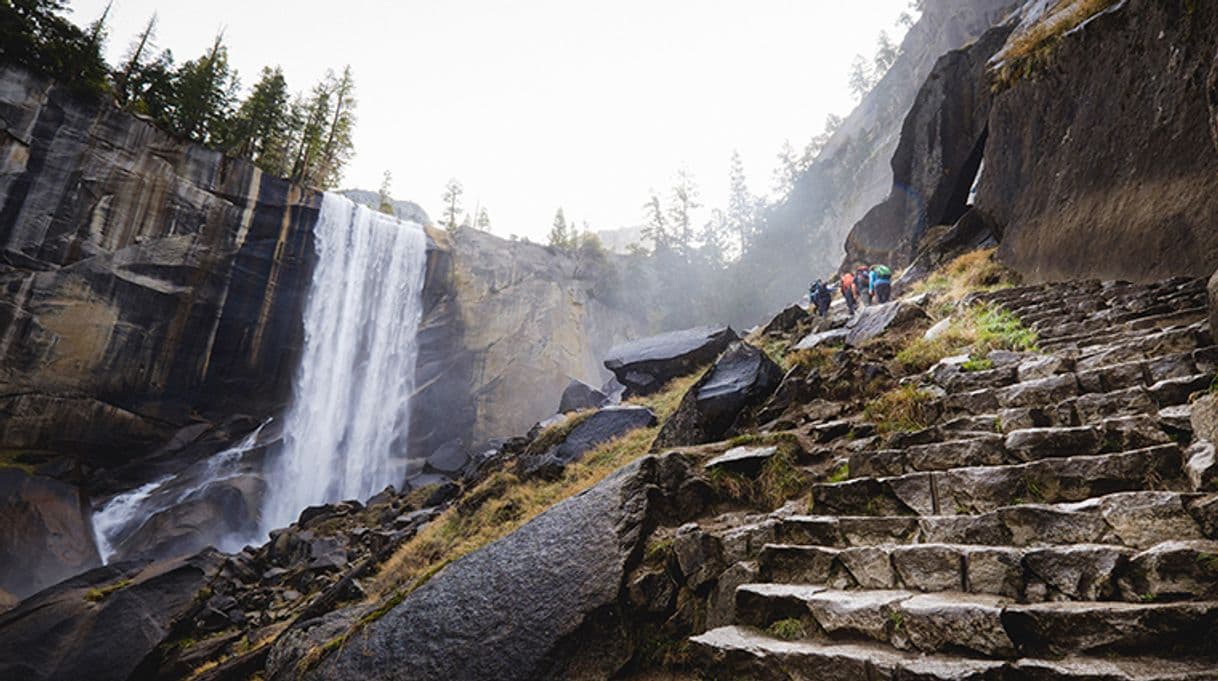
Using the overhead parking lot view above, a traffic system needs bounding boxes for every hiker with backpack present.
[840,270,857,315]
[809,279,833,317]
[871,264,893,304]
[854,266,872,306]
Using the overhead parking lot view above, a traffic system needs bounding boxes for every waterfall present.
[259,193,428,533]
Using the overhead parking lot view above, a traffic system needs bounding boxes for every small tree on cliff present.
[378,170,394,215]
[229,66,293,174]
[476,207,491,232]
[548,208,572,249]
[171,32,240,144]
[441,179,463,231]
[316,66,357,189]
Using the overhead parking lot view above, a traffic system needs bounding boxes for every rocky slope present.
[9,253,1216,681]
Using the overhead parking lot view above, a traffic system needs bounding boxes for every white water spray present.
[259,193,428,533]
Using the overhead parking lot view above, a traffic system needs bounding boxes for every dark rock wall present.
[979,0,1218,282]
[0,64,321,469]
[843,24,1015,270]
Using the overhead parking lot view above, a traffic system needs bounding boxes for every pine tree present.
[0,0,111,94]
[171,32,239,144]
[290,84,332,186]
[316,66,357,189]
[378,170,394,215]
[848,55,873,100]
[441,178,463,231]
[874,31,899,78]
[667,168,700,259]
[727,150,755,256]
[699,208,729,268]
[114,13,157,106]
[641,191,669,253]
[548,208,571,248]
[229,66,292,173]
[772,140,800,197]
[476,208,491,232]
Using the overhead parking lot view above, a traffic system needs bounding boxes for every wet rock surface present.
[604,326,738,397]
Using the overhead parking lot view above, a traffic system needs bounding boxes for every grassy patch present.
[864,385,937,434]
[994,0,1123,90]
[84,578,131,603]
[0,450,56,474]
[788,346,837,372]
[913,248,1018,305]
[827,462,850,484]
[709,444,809,511]
[896,303,1038,372]
[767,618,807,641]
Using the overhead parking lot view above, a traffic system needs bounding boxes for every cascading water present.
[258,193,428,534]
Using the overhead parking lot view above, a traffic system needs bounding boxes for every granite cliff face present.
[841,0,1218,283]
[412,227,646,455]
[0,63,651,596]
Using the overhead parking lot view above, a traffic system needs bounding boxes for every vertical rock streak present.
[261,193,427,532]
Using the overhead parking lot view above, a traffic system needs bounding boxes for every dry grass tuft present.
[864,385,938,434]
[994,0,1122,89]
[913,248,1018,307]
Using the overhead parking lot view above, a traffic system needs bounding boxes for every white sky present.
[69,1,910,241]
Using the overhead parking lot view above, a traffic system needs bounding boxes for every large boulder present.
[653,342,784,449]
[302,454,704,681]
[523,406,657,479]
[845,300,932,346]
[557,379,609,414]
[604,326,739,397]
[0,550,224,681]
[842,24,1014,269]
[0,468,100,599]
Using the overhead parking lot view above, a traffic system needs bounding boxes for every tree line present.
[0,1,358,189]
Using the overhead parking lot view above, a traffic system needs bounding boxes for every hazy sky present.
[69,1,911,240]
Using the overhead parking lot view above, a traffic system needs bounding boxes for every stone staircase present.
[690,278,1218,679]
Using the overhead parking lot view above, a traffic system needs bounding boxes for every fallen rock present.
[557,379,609,414]
[303,454,702,681]
[0,550,224,681]
[0,469,101,599]
[845,301,931,347]
[604,326,739,397]
[523,406,658,479]
[704,446,780,476]
[760,305,810,336]
[653,342,784,449]
[794,327,849,350]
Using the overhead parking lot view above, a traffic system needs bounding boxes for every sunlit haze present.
[69,1,911,240]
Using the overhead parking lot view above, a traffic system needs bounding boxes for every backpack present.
[872,264,892,279]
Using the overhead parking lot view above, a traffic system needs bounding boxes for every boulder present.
[794,327,849,350]
[424,440,470,475]
[557,379,609,414]
[841,24,1014,268]
[844,301,931,347]
[302,454,703,681]
[0,550,224,681]
[604,326,739,397]
[523,407,658,479]
[1191,393,1218,443]
[653,342,784,449]
[1185,441,1218,493]
[0,469,100,599]
[760,306,810,337]
[704,446,780,476]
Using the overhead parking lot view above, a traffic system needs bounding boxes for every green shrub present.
[864,385,937,434]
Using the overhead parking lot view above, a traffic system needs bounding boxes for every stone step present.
[690,625,1218,680]
[853,420,1174,477]
[779,491,1213,551]
[732,585,1218,659]
[810,445,1187,517]
[756,540,1218,602]
[1041,323,1209,356]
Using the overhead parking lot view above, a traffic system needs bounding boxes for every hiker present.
[840,270,857,315]
[809,279,832,317]
[871,263,893,304]
[854,266,872,306]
